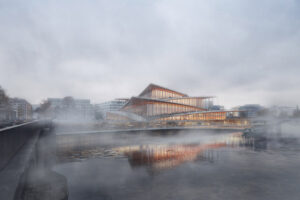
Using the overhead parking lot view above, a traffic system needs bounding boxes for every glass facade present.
[157,112,228,121]
[123,100,204,117]
[145,102,204,116]
[110,84,248,124]
[165,97,213,109]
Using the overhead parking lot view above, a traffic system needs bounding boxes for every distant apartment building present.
[47,98,94,120]
[237,104,264,118]
[96,98,129,118]
[0,87,32,122]
[0,107,11,122]
[9,98,33,121]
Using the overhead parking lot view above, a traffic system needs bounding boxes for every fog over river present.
[53,124,300,200]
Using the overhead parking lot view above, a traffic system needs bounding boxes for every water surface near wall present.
[54,129,300,200]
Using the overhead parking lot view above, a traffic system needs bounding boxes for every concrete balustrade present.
[0,121,56,200]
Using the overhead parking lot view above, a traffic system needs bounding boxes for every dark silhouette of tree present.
[293,105,300,118]
[0,86,11,120]
[62,96,75,110]
[0,86,9,106]
[0,86,13,122]
[38,100,51,116]
[61,96,76,119]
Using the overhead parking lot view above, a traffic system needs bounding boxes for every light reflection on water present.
[54,131,300,200]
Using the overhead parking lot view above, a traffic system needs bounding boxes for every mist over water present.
[53,124,300,200]
[1,1,300,199]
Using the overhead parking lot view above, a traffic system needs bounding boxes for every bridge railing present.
[0,120,50,171]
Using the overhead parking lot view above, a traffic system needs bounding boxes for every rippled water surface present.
[54,129,300,200]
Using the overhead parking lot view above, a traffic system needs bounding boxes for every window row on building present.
[165,97,213,109]
[145,103,205,116]
[156,111,243,121]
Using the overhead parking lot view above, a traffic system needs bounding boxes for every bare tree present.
[62,96,75,110]
[61,96,76,119]
[0,86,11,121]
[0,86,9,106]
[40,100,51,112]
[37,100,52,118]
[293,105,300,118]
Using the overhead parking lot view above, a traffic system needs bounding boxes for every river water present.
[53,126,300,200]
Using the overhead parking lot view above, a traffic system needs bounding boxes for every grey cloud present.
[0,0,299,108]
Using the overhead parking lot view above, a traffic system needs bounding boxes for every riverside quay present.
[106,83,250,128]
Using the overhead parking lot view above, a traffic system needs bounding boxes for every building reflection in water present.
[55,131,268,173]
[112,132,246,171]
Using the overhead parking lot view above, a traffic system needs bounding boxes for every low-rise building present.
[95,98,129,119]
[47,97,94,120]
[9,98,33,121]
[237,104,264,118]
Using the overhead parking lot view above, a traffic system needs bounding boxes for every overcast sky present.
[0,0,299,108]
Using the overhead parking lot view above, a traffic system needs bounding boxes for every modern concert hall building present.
[106,84,249,127]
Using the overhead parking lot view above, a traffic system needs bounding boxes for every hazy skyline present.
[0,0,299,108]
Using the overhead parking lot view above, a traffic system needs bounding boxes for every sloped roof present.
[122,97,207,111]
[162,96,214,101]
[138,83,188,97]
